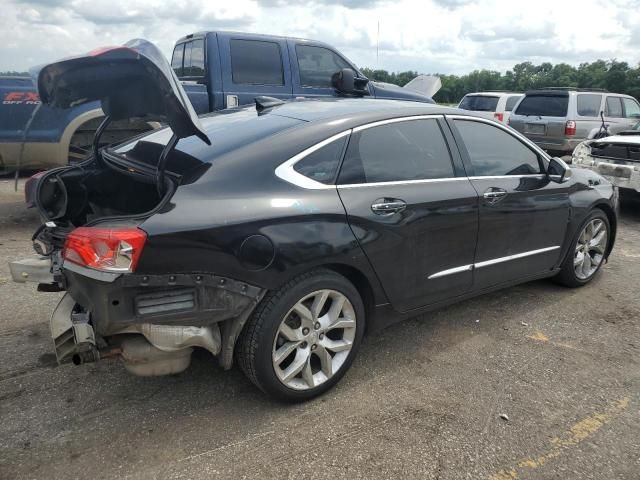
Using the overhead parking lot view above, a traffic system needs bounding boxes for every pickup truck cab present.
[172,31,436,113]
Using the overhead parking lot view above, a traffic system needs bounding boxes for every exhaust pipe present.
[71,347,100,365]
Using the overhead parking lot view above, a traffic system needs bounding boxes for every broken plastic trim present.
[156,133,179,196]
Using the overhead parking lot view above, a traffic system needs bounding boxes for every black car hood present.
[34,39,210,145]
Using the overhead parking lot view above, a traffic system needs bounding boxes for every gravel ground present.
[0,178,638,480]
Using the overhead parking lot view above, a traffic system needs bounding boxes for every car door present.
[604,96,632,134]
[622,97,640,128]
[288,42,367,98]
[337,116,479,313]
[447,116,571,290]
[218,35,293,108]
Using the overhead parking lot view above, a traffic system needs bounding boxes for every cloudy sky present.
[1,0,639,74]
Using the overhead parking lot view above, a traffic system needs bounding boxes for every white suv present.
[457,91,524,124]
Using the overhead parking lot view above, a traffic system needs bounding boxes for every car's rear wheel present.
[554,209,610,287]
[236,269,364,402]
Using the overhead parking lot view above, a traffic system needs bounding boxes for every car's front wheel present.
[236,269,364,402]
[554,209,610,287]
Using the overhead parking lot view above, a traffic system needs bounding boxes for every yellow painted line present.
[490,397,630,480]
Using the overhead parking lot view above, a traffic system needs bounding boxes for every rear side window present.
[505,96,521,112]
[606,97,623,117]
[515,94,568,117]
[458,95,499,112]
[183,39,205,77]
[454,120,542,176]
[171,44,184,76]
[296,45,351,88]
[577,94,602,117]
[294,136,348,184]
[622,98,640,118]
[338,119,454,184]
[230,40,284,85]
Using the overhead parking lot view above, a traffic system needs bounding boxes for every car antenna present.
[255,96,285,113]
[156,133,179,196]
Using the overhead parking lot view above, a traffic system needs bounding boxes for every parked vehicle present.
[457,91,523,124]
[0,32,437,173]
[11,41,617,401]
[172,31,438,113]
[572,121,640,193]
[508,88,640,155]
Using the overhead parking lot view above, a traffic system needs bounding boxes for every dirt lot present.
[0,178,638,480]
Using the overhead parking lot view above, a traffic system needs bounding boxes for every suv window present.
[230,39,284,85]
[338,119,454,184]
[606,96,624,117]
[171,44,184,76]
[515,94,569,117]
[296,45,351,88]
[459,95,499,112]
[622,98,640,118]
[577,94,602,117]
[454,120,542,176]
[294,136,348,184]
[505,95,521,112]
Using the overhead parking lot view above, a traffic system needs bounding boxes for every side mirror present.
[548,157,572,183]
[331,68,369,96]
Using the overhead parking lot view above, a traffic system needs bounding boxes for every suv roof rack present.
[534,87,609,93]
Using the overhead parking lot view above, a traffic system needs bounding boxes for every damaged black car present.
[11,40,618,401]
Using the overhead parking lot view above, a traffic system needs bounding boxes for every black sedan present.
[12,41,617,401]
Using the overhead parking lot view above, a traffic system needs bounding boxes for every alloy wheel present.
[574,218,608,280]
[272,289,357,390]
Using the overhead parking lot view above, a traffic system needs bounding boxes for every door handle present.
[483,188,508,204]
[371,198,407,215]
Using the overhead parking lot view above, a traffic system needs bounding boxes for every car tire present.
[553,209,610,287]
[236,269,365,402]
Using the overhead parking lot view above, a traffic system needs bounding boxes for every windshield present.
[458,95,499,112]
[515,94,569,117]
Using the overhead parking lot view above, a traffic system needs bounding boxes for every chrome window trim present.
[274,130,351,190]
[428,246,561,279]
[352,114,444,132]
[446,114,552,166]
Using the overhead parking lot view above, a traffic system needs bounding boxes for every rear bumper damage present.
[11,256,265,375]
[572,160,640,193]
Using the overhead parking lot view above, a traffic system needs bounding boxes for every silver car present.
[508,88,640,155]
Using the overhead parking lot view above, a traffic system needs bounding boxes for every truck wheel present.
[236,269,365,402]
[553,209,610,287]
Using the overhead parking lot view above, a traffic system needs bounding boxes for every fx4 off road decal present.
[3,92,41,104]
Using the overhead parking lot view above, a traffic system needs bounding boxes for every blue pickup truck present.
[0,31,438,173]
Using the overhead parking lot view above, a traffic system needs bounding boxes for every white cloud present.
[0,0,638,73]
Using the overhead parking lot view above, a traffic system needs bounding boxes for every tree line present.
[361,60,640,104]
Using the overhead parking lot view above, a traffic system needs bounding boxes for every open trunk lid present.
[35,39,210,145]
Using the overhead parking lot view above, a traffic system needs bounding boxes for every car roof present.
[464,92,523,97]
[265,97,463,123]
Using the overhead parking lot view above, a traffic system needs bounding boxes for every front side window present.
[606,96,624,117]
[171,44,184,76]
[296,45,351,88]
[458,95,499,112]
[338,119,455,184]
[230,39,284,85]
[294,136,348,184]
[454,120,542,176]
[577,94,602,117]
[505,96,521,112]
[622,98,640,118]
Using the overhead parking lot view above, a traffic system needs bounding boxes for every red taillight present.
[565,120,577,136]
[494,112,504,122]
[63,227,147,273]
